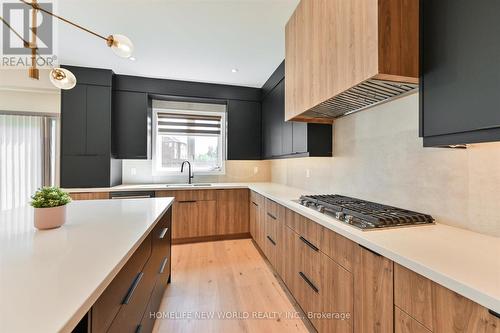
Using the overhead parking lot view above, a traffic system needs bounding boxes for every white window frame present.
[152,108,227,176]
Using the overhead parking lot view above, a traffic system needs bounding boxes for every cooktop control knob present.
[317,205,325,213]
[335,212,344,220]
[344,215,354,224]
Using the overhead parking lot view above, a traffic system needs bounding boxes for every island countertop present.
[0,197,174,333]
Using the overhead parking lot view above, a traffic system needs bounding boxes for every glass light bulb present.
[49,68,77,90]
[108,34,134,58]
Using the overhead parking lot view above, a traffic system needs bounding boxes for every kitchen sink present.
[164,183,213,187]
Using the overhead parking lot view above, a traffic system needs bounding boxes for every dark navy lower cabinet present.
[420,0,500,146]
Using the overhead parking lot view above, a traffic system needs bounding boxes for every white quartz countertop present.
[0,197,174,333]
[73,182,500,312]
[247,183,500,314]
[64,182,249,193]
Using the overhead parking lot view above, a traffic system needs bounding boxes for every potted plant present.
[30,187,72,230]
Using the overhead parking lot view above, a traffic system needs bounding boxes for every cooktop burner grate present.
[299,194,435,230]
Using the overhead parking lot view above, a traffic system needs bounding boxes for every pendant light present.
[1,1,135,90]
[106,34,134,58]
[49,68,77,90]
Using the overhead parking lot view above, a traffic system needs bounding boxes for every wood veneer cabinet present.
[70,192,109,200]
[353,245,394,333]
[263,198,285,278]
[395,263,500,333]
[283,221,353,333]
[250,191,266,250]
[216,189,249,235]
[156,189,249,243]
[285,0,419,121]
[90,207,172,333]
[395,307,432,333]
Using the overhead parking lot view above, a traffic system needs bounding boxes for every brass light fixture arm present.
[18,0,112,44]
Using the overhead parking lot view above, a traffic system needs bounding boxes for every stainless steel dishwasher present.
[110,191,156,199]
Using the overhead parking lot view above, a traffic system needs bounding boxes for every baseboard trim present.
[172,232,251,245]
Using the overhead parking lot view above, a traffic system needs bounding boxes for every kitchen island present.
[0,197,173,333]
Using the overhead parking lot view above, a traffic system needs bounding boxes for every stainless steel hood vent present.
[301,79,418,119]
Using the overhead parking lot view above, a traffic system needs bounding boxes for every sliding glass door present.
[0,114,57,211]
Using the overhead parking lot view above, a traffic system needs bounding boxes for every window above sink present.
[152,100,227,176]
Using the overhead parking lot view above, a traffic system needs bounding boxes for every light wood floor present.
[153,239,311,333]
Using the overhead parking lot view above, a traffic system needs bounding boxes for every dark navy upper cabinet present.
[262,61,333,159]
[112,91,151,159]
[60,66,121,188]
[421,0,500,146]
[227,100,262,160]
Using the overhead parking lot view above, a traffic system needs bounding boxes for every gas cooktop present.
[299,194,435,230]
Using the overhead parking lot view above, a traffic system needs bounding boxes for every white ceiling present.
[55,0,299,88]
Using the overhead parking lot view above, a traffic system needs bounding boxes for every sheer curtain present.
[0,114,44,211]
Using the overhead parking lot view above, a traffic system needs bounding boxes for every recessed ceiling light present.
[231,68,239,73]
[129,57,136,61]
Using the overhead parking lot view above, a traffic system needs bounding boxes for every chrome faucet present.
[180,161,194,184]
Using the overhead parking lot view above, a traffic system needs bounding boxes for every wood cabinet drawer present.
[320,226,355,272]
[250,191,266,250]
[313,253,353,333]
[285,208,321,251]
[284,226,353,333]
[395,263,500,333]
[108,247,159,333]
[264,204,285,277]
[395,306,431,333]
[156,189,217,201]
[139,274,169,333]
[394,264,434,331]
[151,209,172,259]
[284,226,321,314]
[250,190,264,206]
[265,198,280,220]
[91,235,151,333]
[353,245,394,333]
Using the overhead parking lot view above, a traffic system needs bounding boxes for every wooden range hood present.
[285,0,419,121]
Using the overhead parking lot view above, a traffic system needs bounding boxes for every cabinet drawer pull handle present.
[299,236,319,252]
[159,227,169,239]
[252,201,258,207]
[489,309,500,319]
[267,212,277,220]
[359,244,381,257]
[299,271,319,293]
[266,235,276,246]
[178,200,197,203]
[159,257,169,274]
[122,272,144,304]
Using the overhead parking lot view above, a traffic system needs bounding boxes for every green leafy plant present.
[30,187,72,208]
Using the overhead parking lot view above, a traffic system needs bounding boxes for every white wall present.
[271,93,500,237]
[0,69,60,114]
[122,160,271,184]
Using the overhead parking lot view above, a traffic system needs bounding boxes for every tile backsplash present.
[271,93,500,237]
[122,160,271,184]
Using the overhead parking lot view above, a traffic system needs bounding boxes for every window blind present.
[0,114,44,211]
[157,112,222,136]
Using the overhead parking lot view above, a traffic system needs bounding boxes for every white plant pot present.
[33,205,67,230]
